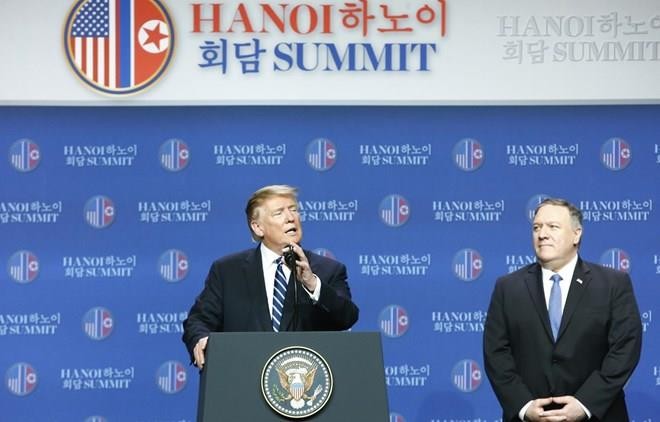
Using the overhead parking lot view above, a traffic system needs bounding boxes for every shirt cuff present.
[576,398,591,419]
[519,400,532,421]
[304,274,321,301]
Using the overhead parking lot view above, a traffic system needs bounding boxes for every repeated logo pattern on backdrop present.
[1,106,658,421]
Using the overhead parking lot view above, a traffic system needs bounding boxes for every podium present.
[197,331,389,421]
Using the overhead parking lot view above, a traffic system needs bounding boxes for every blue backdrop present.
[2,106,658,422]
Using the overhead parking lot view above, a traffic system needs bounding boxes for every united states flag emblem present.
[64,0,174,95]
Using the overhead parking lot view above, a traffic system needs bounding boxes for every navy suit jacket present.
[483,258,642,422]
[182,245,359,360]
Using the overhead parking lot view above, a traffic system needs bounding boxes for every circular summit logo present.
[84,195,115,228]
[306,138,337,171]
[64,0,175,95]
[379,305,409,338]
[82,307,114,340]
[600,248,631,273]
[600,137,631,171]
[8,250,40,284]
[389,413,406,422]
[156,360,187,394]
[450,359,482,393]
[158,249,189,282]
[452,138,484,171]
[5,362,38,396]
[379,194,410,227]
[9,139,40,172]
[312,248,336,260]
[159,139,190,171]
[452,248,483,282]
[261,347,333,419]
[526,193,551,222]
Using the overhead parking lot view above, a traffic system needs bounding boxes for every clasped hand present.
[525,396,587,422]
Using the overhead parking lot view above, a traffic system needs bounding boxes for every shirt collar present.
[541,253,578,283]
[260,242,281,265]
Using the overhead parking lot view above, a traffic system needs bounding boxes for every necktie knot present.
[551,273,562,284]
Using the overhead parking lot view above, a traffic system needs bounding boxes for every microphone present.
[283,245,299,331]
[283,245,297,270]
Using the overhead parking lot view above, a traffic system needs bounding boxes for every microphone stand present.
[284,245,299,331]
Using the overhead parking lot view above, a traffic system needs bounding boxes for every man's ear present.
[250,220,263,238]
[573,227,583,246]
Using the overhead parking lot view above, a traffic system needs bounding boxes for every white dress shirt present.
[260,243,320,319]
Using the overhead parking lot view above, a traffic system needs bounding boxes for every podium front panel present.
[197,331,388,421]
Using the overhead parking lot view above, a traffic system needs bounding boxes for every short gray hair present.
[534,197,583,230]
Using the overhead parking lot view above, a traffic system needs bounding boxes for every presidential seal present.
[261,346,333,419]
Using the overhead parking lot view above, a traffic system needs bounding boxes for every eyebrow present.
[532,220,561,226]
[271,204,296,213]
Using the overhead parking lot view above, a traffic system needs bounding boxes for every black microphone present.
[283,245,299,331]
[283,245,297,269]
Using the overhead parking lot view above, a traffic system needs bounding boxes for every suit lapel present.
[556,257,590,341]
[243,246,272,331]
[524,263,555,342]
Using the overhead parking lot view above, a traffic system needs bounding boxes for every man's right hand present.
[193,336,209,369]
[524,398,554,421]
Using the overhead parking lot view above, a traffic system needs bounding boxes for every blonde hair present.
[245,185,298,241]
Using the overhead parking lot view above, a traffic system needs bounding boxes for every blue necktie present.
[548,273,562,341]
[272,257,288,332]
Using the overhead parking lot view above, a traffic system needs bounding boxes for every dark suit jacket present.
[483,258,642,422]
[182,245,359,360]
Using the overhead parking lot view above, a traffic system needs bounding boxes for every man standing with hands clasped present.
[483,198,642,421]
[182,185,359,369]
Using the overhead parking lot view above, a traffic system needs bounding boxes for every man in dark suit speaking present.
[182,185,359,369]
[483,198,642,421]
